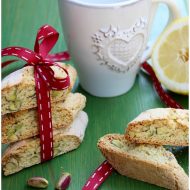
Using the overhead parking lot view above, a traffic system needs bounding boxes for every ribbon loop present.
[2,46,41,65]
[35,24,59,58]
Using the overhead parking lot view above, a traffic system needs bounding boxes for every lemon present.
[152,17,189,95]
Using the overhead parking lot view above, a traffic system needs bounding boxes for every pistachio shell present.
[56,172,71,190]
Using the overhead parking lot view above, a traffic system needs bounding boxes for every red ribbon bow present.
[2,24,71,162]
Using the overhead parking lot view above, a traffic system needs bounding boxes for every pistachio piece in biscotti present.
[147,127,157,137]
[156,127,166,135]
[54,147,61,156]
[25,86,36,97]
[111,140,124,149]
[6,163,16,170]
[6,159,18,171]
[52,90,60,98]
[9,157,19,166]
[15,124,23,132]
[128,131,135,138]
[9,102,16,111]
[9,100,21,111]
[7,127,16,138]
[54,141,59,149]
[5,88,17,101]
[141,126,150,132]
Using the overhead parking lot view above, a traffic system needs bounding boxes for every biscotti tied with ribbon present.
[2,111,88,176]
[2,62,77,115]
[98,134,188,190]
[125,108,189,146]
[2,93,86,144]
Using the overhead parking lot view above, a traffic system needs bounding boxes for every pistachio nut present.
[55,172,71,190]
[27,177,48,188]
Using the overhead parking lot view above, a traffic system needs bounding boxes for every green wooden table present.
[2,1,188,189]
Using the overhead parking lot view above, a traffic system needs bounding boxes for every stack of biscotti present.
[2,63,88,176]
[98,108,189,190]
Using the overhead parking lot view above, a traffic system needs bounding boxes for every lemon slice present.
[152,17,189,95]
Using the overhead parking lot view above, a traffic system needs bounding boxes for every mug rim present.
[61,0,141,8]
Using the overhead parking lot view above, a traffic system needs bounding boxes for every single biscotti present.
[98,134,188,190]
[2,62,77,115]
[2,111,88,176]
[2,93,86,144]
[125,108,189,146]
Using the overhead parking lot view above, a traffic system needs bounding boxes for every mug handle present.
[141,0,181,62]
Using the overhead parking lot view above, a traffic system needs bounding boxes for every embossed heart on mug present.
[92,19,147,72]
[107,34,144,68]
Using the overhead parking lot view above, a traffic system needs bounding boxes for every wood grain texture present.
[2,0,188,190]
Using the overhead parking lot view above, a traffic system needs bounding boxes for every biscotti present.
[2,93,86,144]
[2,62,77,115]
[2,111,88,176]
[98,134,188,190]
[125,108,189,146]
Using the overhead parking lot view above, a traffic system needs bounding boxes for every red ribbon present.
[82,62,184,189]
[82,161,113,190]
[2,24,70,162]
[141,62,183,109]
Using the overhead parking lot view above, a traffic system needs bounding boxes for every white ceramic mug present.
[58,0,181,97]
